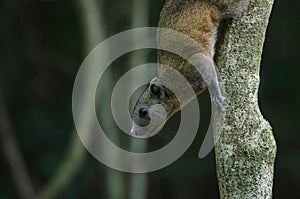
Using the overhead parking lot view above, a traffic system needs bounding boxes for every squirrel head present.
[130,78,179,138]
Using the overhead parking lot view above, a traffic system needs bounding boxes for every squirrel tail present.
[210,0,250,18]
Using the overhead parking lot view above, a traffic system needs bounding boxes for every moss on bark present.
[214,0,277,198]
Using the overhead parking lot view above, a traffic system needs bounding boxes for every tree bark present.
[214,0,277,198]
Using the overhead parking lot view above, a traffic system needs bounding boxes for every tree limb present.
[214,0,277,198]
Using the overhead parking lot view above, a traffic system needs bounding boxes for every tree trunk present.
[214,0,277,198]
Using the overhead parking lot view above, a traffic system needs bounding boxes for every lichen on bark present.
[214,0,277,198]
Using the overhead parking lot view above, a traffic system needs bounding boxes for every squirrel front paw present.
[211,94,226,109]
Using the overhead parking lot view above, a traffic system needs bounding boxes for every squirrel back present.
[157,0,250,93]
[163,0,250,18]
[210,0,250,17]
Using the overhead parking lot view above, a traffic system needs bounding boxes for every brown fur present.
[131,0,250,137]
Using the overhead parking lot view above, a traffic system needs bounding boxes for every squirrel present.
[131,0,250,137]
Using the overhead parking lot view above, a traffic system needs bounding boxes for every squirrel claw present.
[212,95,226,110]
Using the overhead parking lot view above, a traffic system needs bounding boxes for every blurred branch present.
[0,91,35,199]
[128,0,149,199]
[35,134,85,199]
[78,0,105,53]
[35,0,107,199]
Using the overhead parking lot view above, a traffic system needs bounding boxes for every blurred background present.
[0,0,299,198]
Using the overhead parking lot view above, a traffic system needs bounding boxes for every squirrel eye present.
[138,107,148,118]
[150,84,161,97]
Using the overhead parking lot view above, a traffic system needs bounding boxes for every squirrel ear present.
[150,83,165,100]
